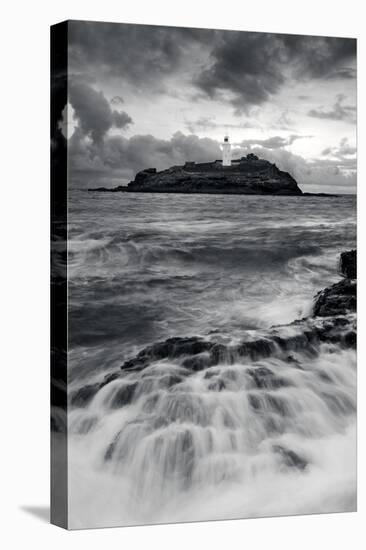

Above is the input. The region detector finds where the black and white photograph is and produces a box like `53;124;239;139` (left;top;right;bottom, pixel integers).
51;19;356;530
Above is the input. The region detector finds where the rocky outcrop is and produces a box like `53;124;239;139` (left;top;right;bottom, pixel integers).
340;249;356;279
69;250;356;411
115;250;356;377
313;250;356;317
117;314;355;376
89;154;303;196
312;279;356;317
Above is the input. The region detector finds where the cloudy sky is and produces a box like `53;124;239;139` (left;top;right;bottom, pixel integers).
64;20;357;193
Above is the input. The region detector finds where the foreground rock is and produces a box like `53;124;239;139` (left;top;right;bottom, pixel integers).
313;279;356;317
89;154;303;196
339;249;356;279
313;249;356;317
117;314;355;376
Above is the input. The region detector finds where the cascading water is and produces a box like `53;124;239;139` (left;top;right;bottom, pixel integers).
68;341;356;527
65;192;356;528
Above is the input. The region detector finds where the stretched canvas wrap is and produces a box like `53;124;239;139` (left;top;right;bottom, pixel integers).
51;20;357;530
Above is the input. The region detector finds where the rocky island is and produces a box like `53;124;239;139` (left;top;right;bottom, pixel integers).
89;153;303;196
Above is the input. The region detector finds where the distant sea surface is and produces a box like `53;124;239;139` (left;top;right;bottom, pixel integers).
67;190;356;528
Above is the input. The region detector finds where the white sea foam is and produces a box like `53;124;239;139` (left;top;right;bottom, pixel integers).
68;348;356;528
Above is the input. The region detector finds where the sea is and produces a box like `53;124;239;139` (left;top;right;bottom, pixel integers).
66;191;356;528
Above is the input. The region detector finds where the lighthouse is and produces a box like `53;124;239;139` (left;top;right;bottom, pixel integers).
222;135;231;166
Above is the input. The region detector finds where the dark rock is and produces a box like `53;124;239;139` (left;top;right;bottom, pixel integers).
249;394;289;416
285;355;301;366
159;374;184;388
101;371;122;387
236;338;276;360
340;250;356;279
208;379;226;391
182;353;213;371
119;316;355;376
70;383;99;407
121;336;213;371
109;382;137;409
272;445;307;470
90;155;302;196
313;279;356;317
104;430;122;461
317;370;333;383
246;366;290;389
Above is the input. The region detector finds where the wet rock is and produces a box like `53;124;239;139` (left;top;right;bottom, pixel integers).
101;371;122;387
104;430;122;461
340;249;356;279
109;382;137;409
249;394;289;416
313;279;356;317
312;249;356;317
142;393;160;413
237;338;275;360
246;366;290;390
207;379;226;391
209;343;232;365
70;383;99;407
121;337;213;371
182;353;213;371
273;445;307;470
317;370;333;383
159;374;184;388
285;355;301;366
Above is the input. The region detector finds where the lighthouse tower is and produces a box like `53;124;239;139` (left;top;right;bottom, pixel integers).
222;135;231;166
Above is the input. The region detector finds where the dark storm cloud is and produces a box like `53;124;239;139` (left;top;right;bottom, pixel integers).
308;94;356;123
68;22;356;112
195;33;356;112
69;81;133;143
280;35;356;79
195;33;286;112
68;21;210;87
